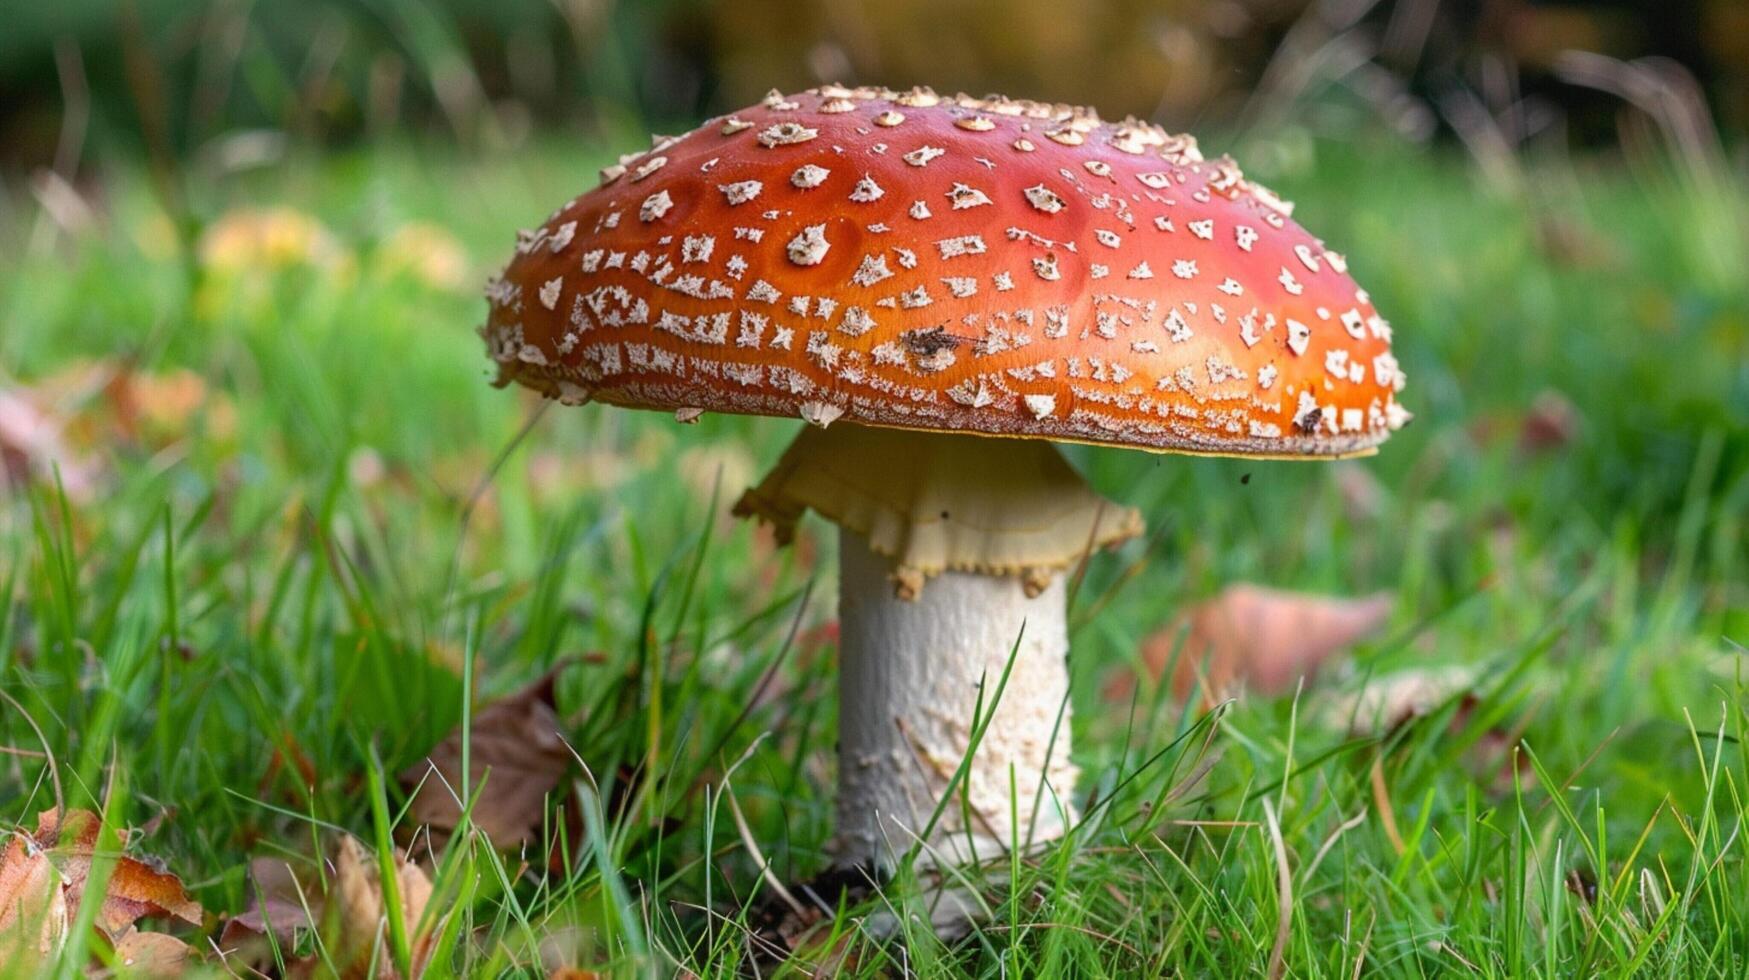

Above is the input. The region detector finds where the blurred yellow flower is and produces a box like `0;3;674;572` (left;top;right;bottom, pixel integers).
194;206;355;317
375;222;471;291
198;206;347;273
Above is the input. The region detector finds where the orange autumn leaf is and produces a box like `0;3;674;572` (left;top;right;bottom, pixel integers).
1112;585;1393;705
0;808;202;971
33;809;203;935
0;827;67;967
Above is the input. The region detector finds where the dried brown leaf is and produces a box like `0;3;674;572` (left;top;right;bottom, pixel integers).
106;927;193;977
219;855;313;950
1324;668;1527;793
1320;667;1481;735
334;837;385;973
402;665;574;847
0;387;99;500
334;835;437;979
42;809;203;935
1113;585;1393;705
219;837;437;979
2;358;243;502
0;809;201;972
0;829;68;967
1518;390;1580;453
1469;388;1580;455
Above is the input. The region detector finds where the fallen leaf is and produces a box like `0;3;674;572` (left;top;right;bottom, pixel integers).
258;730;321;800
1111;585;1394;705
219;837;438;979
1518;389;1580;453
0;387;99;501
42;809;203;935
107;927;193;976
3;358;246;502
104;365;236;449
219;855;313;950
1322;668;1528;792
0;829;68;967
0;809;201;971
333;835;434;978
401;664;575;847
1319;666;1480;735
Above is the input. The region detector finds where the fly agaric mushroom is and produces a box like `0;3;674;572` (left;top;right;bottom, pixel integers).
481;85;1408;873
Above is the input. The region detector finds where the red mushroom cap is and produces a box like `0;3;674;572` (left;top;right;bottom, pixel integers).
482;86;1409;456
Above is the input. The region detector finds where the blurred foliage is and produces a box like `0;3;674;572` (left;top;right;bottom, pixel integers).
3;0;1748;176
706;0;1285;125
0;0;707;167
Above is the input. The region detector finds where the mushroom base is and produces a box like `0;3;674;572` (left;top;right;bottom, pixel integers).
835;528;1080;872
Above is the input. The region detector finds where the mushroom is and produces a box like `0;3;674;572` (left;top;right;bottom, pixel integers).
481;86;1408;874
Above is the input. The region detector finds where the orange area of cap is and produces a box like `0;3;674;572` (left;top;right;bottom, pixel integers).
483;85;1409;457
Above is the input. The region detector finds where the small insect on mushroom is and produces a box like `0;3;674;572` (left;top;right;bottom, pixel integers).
479;84;1409;890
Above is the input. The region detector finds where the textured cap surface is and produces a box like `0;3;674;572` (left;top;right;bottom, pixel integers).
483;86;1409;457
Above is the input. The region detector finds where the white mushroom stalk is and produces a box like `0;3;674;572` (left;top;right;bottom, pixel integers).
836;528;1078;870
735;424;1142;871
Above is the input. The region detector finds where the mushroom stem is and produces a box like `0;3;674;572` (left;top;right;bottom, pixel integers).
836;528;1080;871
735;424;1141;874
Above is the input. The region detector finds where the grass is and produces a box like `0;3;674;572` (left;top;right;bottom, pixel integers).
1;124;1746;976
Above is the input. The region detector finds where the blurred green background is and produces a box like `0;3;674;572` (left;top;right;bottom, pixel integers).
3;0;1749;166
0;1;1747;974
